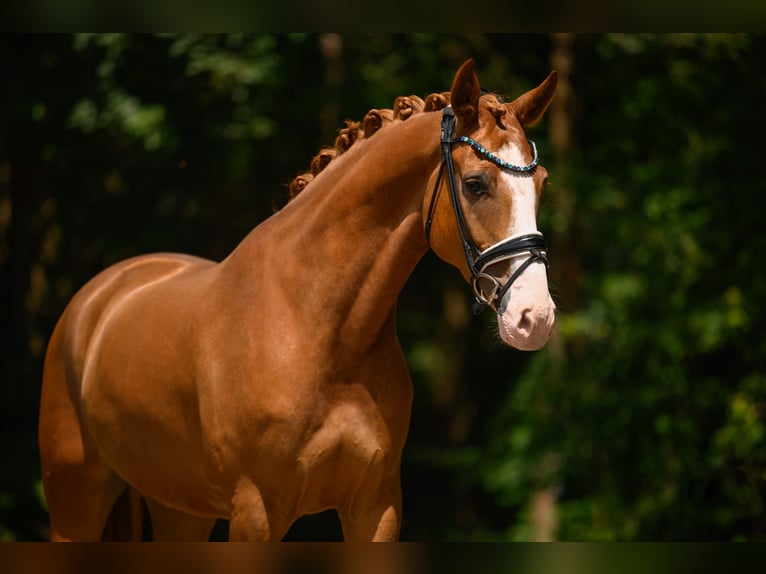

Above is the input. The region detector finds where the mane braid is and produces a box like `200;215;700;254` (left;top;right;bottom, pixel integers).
335;120;364;153
288;172;313;199
362;108;394;138
310;147;338;176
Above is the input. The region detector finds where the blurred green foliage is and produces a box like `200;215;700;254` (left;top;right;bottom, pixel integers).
1;34;764;541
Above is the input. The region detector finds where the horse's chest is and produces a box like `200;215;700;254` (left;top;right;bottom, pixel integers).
300;401;389;470
291;400;391;508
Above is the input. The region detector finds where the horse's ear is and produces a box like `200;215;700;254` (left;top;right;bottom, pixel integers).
450;59;481;126
507;70;558;127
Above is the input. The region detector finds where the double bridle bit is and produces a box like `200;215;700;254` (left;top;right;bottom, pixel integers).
425;105;549;315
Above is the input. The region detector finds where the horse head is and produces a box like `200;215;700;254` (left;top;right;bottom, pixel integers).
425;59;558;351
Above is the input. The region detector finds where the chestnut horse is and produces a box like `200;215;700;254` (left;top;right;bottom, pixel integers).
39;60;557;541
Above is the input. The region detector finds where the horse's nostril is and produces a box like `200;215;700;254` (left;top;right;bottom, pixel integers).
518;308;533;333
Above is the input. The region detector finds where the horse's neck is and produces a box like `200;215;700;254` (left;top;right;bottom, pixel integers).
226;113;441;351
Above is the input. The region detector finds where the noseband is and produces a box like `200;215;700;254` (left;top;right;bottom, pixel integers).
425;105;549;315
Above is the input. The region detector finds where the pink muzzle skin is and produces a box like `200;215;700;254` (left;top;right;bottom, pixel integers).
496;262;555;350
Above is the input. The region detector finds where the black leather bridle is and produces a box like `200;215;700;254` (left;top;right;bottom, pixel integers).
425;105;549;315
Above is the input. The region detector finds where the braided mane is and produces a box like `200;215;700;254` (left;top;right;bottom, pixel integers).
287;92;440;200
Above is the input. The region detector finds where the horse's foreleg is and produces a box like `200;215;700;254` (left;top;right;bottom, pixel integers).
228;479;292;541
339;486;402;541
145;497;217;541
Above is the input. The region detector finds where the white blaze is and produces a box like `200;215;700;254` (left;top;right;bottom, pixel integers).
492;141;555;350
497;141;539;238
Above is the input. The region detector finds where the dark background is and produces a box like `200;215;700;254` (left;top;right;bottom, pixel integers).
1;33;765;541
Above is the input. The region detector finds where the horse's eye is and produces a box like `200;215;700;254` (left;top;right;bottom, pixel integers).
463;178;488;196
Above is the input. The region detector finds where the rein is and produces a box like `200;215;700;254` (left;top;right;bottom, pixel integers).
425;105;549;315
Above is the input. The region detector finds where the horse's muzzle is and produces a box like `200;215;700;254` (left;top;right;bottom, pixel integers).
495;264;555;350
